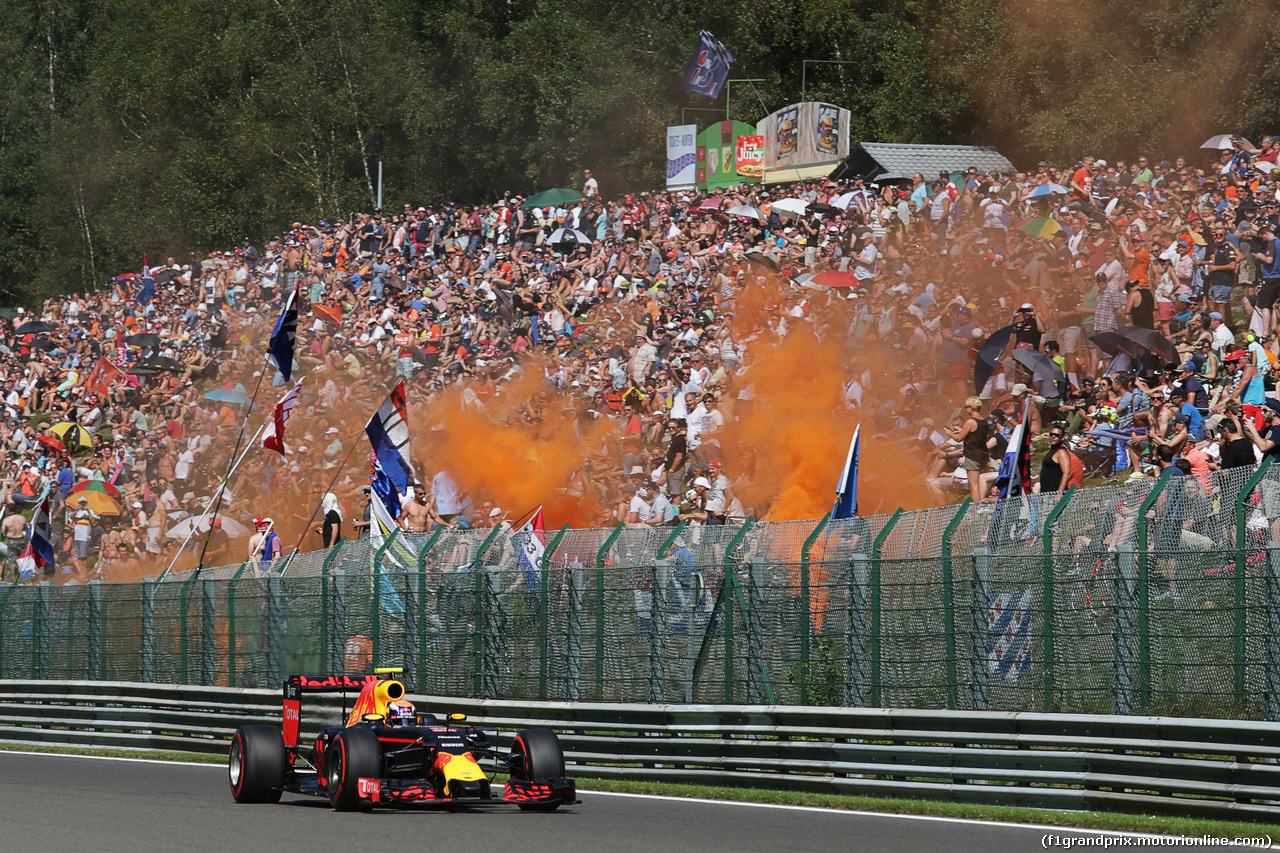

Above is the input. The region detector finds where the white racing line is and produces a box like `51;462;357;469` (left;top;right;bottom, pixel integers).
5;750;1275;848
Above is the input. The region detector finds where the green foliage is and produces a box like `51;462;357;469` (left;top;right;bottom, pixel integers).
0;0;1275;304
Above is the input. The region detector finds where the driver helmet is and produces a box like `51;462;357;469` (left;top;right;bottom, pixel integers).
387;699;416;727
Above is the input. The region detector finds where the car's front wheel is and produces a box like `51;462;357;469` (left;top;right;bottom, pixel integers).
229;725;286;804
326;727;382;811
509;728;565;812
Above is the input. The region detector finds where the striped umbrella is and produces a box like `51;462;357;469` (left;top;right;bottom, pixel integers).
70;480;124;499
1014;217;1073;239
50;422;94;453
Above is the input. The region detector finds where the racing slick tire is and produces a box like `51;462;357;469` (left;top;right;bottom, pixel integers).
509;728;565;811
229;725;286;804
327;726;383;811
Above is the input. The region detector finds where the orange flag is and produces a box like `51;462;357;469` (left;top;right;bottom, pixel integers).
84;357;123;396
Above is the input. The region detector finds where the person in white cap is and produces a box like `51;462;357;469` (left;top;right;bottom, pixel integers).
678;477;713;525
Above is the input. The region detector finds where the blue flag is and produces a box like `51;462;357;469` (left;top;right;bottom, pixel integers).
135;256;154;306
832;424;860;520
684;30;735;98
994;399;1032;499
365;380;414;496
266;284;299;382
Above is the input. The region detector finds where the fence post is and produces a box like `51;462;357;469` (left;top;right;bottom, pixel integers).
226;579;237;687
870;508;904;707
87;580;101;681
479;569;500;698
371;528;403;668
1135;475;1168;711
649;558;669;703
846;553;869;707
329;570;347;675
798;514;830;705
415;528;446;691
940;499;972;710
1041;486;1076;712
140;578;155;683
1267;542;1280;722
0;585;16;679
1113;545;1136;715
1238;458;1274;706
178;572;200;684
970;548;990;711
566;561;583;701
594;523;624;700
201;578;216;686
540;524;570;700
34;583;50;680
319;536;347;674
266;574;284;687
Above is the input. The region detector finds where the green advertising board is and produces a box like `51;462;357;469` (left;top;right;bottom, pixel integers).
696;120;760;191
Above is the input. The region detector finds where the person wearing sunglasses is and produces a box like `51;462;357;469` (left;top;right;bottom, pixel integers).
1038;429;1082;493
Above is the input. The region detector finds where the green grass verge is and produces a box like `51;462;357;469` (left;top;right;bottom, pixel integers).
0;741;1276;839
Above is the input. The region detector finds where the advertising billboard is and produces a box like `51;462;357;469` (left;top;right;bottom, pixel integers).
666;124;698;190
756;102;851;173
694;120;760;191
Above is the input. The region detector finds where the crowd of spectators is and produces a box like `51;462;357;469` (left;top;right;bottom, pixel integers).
4;138;1280;584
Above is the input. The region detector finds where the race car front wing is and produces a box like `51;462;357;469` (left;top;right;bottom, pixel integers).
356;776;578;807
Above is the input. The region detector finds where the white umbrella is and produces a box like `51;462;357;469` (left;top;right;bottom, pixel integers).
167;513;251;539
831;192;857;210
1256;161;1278;174
768;198;810;219
548;227;590;245
1202;134;1253;150
724;204;767;221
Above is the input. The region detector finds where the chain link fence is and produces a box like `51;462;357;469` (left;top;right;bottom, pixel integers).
11;458;1280;717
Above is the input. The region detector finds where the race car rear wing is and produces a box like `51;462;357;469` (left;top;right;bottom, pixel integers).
281;670;402;748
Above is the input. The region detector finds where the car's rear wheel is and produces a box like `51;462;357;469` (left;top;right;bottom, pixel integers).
326;727;382;811
229;725;286;804
509;728;565;811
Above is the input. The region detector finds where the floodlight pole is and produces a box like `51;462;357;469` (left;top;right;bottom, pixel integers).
800;60;859;104
724;78;765;121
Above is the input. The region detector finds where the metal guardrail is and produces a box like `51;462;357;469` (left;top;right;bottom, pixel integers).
1;680;1278;819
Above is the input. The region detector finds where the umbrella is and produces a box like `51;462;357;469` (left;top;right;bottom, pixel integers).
1089;331;1131;358
35;436;65;454
50;422;93;453
313;304;343;325
131;356;183;374
204;388;252;405
696;198;725;211
744;253;781;272
521;188;585;209
153;269;182;285
974;325;1014;393
768;198;809;219
125;333;163;348
70;480;123;499
1025;184;1069;199
1256;161;1279;174
15;321;54;336
1011;348;1068;398
830;192;858;210
167;513;251;539
29;338;57;351
1202;134;1253;151
547;228;590;246
1115;325;1178;363
799;270;860;290
807;202;840;216
724;204;767;221
70;491;121;515
1015;217;1073;239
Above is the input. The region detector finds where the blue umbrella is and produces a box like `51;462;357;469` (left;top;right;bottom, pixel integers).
1026;184;1069;199
204;388;252;405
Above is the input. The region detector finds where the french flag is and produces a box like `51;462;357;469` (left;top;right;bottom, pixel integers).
261;380;302;456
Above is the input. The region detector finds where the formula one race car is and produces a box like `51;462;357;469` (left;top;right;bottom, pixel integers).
228;668;577;811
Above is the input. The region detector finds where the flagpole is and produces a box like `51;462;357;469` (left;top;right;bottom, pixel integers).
277;437;364;577
157;420;267;581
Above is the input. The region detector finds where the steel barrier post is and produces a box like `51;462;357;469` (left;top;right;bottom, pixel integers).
970;548;990;711
940;499;972;710
594;523;624;699
1237;458;1274;706
479;569;501;698
799;514;830;705
415;528;444;691
540;525;570;700
870;509;904;706
201;578;216;686
319;537;347;666
401;572;418;692
178;571;200;684
34;583;49;680
329;570;347;675
473;525;504;566
140;578;154;683
566;561;583;701
1135;474;1168;711
371;529;403;668
87;580;101;681
1267;543;1280;722
1113;545;1136;716
846;554;869;707
266;574;284;687
472;568;483;697
0;584;17;678
226;579;237;687
1041;486;1076;712
649;558;670;703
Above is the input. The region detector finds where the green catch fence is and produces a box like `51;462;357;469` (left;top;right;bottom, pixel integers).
10;458;1280;718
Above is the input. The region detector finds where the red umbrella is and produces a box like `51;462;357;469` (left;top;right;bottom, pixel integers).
35;436;65;454
806;270;860;289
696;198;725;211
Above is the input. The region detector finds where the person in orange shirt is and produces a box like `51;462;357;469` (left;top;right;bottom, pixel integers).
1118;230;1150;285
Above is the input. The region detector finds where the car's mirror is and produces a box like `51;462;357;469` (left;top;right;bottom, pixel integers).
448;712;467;723
362;714;385;723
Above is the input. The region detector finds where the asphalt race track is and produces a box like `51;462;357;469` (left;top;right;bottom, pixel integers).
0;752;1251;852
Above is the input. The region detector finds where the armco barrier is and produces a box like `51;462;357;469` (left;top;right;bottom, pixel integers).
2;680;1279;819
